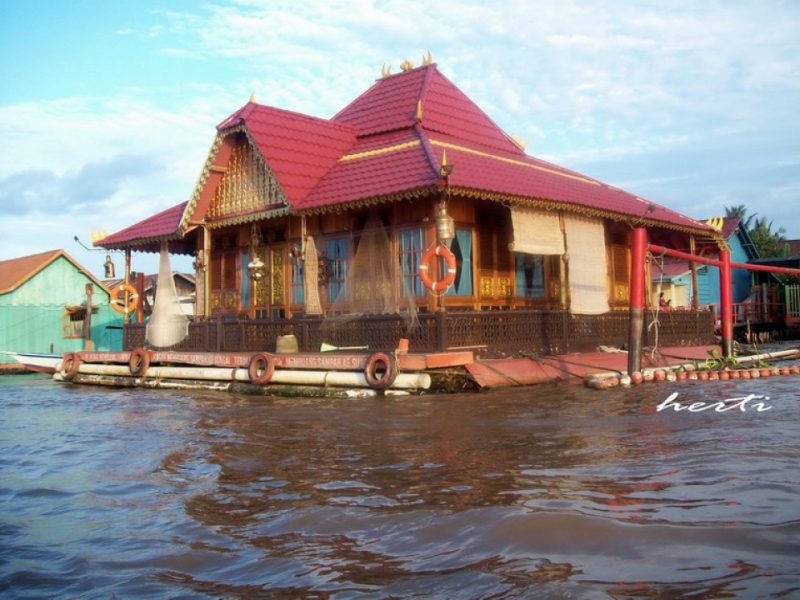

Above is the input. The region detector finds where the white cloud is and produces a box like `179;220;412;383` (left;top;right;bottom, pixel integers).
2;0;799;280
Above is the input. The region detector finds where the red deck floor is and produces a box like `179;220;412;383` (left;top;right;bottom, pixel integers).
466;346;720;388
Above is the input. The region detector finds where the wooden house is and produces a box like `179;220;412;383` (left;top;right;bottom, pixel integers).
0;250;122;357
98;61;718;356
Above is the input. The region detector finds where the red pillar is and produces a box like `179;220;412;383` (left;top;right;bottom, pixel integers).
719;247;734;357
627;227;648;374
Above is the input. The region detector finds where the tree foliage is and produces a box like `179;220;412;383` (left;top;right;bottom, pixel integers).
723;204;788;258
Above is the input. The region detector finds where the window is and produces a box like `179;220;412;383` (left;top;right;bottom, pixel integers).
222;249;237;289
446;228;473;296
291;255;304;304
515;254;545;298
398;227;426;296
62;307;86;338
325;237;350;302
210;235;238;290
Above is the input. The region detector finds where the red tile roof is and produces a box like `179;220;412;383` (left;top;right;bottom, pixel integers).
651;259;691;279
309;64;709;232
333;66;429;136
222;104;358;207
99;201;188;250
299;129;437;209
0;249;107;296
100;63;714;246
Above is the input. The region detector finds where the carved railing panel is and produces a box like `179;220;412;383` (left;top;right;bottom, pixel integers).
123;309;716;358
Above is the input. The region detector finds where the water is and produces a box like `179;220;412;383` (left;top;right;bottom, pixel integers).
1;363;799;599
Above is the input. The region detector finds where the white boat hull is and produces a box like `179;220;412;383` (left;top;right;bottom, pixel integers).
0;351;62;374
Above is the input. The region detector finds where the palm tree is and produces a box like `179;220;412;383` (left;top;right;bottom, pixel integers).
724;204;756;230
749;216;788;257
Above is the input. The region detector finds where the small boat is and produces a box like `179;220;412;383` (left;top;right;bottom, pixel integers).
0;351;62;374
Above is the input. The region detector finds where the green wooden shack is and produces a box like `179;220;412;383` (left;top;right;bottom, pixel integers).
0;250;122;358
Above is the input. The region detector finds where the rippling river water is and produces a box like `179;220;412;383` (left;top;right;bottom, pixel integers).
2;363;799;599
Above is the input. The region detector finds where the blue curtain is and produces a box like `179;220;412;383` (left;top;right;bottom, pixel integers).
291;258;304;304
515;254;545;298
447;228;473;296
241;251;249;308
399;228;424;297
326;238;349;302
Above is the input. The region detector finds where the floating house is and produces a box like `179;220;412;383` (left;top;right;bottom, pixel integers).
97;60;720;358
0;250;122;357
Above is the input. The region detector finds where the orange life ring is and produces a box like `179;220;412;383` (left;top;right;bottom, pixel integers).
110;283;139;314
248;353;275;385
129;347;151;377
419;243;457;293
61;352;82;381
364;352;398;390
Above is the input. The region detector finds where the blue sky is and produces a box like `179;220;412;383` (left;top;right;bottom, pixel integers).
1;0;799;276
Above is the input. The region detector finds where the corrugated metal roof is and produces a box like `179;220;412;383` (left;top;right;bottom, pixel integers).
0;249;108;296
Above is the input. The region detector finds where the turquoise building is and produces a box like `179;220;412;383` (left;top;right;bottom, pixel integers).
0;250;122;358
651;217;760;307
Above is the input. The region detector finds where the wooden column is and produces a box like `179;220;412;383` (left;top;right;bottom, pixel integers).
719;246;734;358
689;234;699;310
84;283;94;351
124;249;132;325
203;226;211;317
135;272;145;324
627;227;648;374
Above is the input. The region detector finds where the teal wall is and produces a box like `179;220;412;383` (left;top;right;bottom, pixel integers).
696;235;753;306
0;256;122;357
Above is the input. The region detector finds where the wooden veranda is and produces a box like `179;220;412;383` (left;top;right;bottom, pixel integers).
123;309;715;358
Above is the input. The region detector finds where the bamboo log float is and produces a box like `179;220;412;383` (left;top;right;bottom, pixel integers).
587;347;800;382
54;372;418;398
69;363;432;390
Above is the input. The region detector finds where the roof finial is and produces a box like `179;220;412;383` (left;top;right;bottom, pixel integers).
89;228;109;243
421;51;433;66
249;92;256;103
706;216;724;231
381;64;392;78
440;149;449;177
400;59;414;72
415;100;423;122
511;135;529;150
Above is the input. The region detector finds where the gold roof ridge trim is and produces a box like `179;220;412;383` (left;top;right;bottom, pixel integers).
297;185;437;215
339;140;421;162
449;186;719;237
429;139;600;186
179;134;224;231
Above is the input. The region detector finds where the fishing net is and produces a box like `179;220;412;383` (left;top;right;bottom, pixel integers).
303;234;322;315
145;242;189;348
324;210;418;330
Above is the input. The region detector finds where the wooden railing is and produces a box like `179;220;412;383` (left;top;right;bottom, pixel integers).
124;309;715;358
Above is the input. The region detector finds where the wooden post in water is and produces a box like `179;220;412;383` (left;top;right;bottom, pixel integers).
627;227;648;374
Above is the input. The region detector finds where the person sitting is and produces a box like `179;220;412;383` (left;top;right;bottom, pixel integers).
659;292;671;309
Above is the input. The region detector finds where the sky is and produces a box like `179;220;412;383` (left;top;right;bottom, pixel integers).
1;0;799;277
